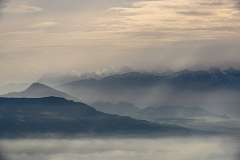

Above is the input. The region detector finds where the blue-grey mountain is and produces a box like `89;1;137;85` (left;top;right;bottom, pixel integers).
2;83;79;102
0;97;201;138
91;101;140;116
56;67;240;117
90;102;239;134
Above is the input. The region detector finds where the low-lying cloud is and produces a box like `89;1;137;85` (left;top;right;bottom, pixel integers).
0;137;239;160
1;2;43;14
0;0;5;12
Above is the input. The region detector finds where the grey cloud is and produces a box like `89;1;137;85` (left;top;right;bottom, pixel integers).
0;0;4;6
199;2;223;6
0;154;6;160
177;11;213;16
0;0;5;10
0;146;7;160
33;0;139;13
233;0;240;9
2;3;43;14
0;137;239;160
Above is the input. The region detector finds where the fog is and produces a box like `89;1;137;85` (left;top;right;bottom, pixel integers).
0;137;239;160
57;83;240;118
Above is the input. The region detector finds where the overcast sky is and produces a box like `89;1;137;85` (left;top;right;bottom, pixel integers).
0;0;240;85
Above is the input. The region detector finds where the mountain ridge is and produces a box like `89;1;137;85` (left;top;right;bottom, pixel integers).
0;97;205;138
2;83;79;102
55;67;240;110
90;101;229;119
58;67;240;89
90;102;240;134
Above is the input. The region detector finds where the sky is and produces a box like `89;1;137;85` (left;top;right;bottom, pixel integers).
0;0;240;85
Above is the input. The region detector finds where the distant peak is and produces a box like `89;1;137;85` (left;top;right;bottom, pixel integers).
170;69;191;78
33;82;42;85
209;67;221;73
30;82;48;87
225;67;240;72
27;83;52;90
180;69;190;73
228;67;236;71
188;106;203;110
223;67;240;75
117;101;133;106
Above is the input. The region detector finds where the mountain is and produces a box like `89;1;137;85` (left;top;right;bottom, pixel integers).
90;102;231;121
57;67;240;92
2;83;79;102
0;83;30;95
38;73;80;87
90;101;141;116
90;101;231;121
132;106;240;134
37;66;135;87
132;106;229;120
0;97;201;138
55;67;240;118
90;102;239;133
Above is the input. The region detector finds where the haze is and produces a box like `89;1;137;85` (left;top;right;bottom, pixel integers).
0;0;240;85
1;137;239;160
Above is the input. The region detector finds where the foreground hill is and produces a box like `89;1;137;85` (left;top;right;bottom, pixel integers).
0;97;203;138
2;83;79;102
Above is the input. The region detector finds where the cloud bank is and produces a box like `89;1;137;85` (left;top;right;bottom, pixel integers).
97;0;240;42
0;137;239;160
1;2;43;13
30;22;58;28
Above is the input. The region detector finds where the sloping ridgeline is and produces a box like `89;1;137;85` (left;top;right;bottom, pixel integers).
2;83;79;102
0;97;202;138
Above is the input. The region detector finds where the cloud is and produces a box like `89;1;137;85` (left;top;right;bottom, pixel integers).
0;0;4;8
94;0;240;42
0;0;5;17
177;11;213;16
233;0;240;9
30;22;59;28
2;2;43;13
199;2;223;6
0;0;240;84
0;137;239;160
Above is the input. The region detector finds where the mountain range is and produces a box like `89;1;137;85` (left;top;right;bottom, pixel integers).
56;67;240;92
133;106;229;120
91;102;228;119
2;67;240;118
54;67;240;117
91;101;141;116
90;101;240;134
0;79;237;136
0;97;200;138
38;66;135;87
